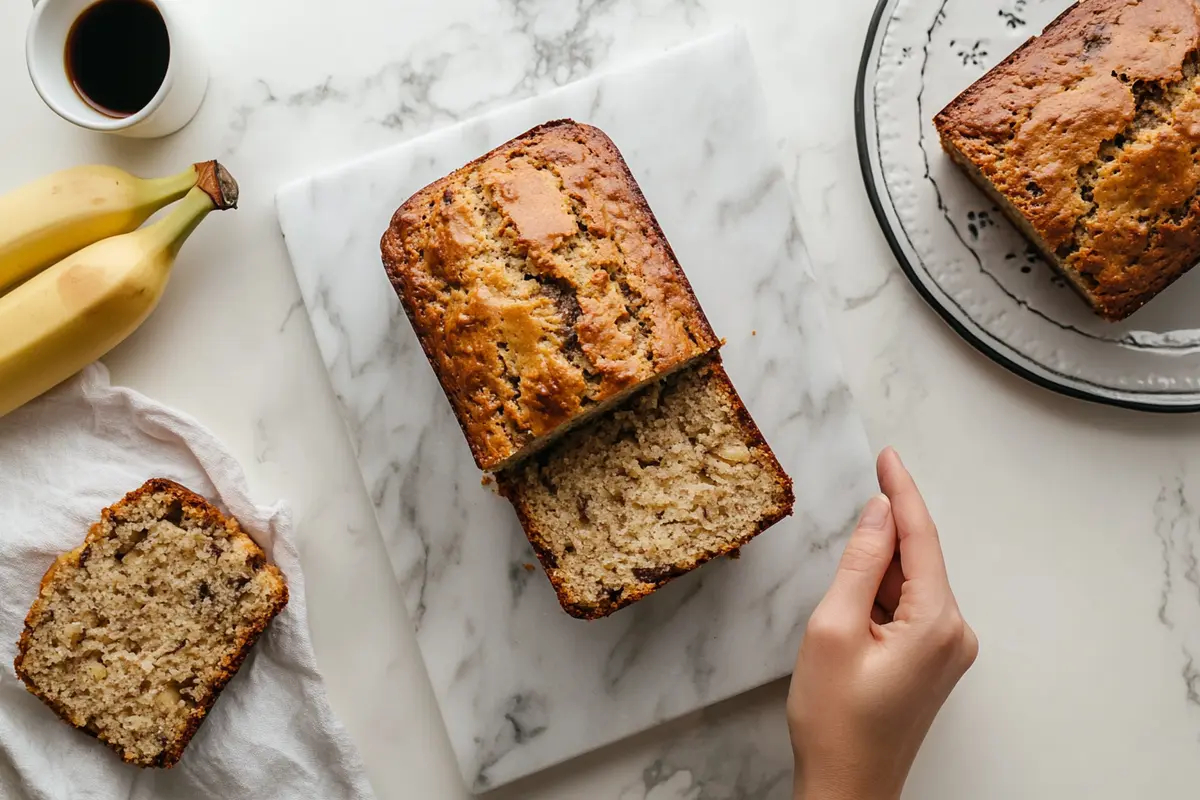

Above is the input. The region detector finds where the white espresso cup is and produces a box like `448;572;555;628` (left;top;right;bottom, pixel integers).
26;0;207;138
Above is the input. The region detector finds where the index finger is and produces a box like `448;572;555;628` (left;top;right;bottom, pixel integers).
876;447;948;584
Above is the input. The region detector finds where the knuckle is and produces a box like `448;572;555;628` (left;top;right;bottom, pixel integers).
930;610;979;666
805;609;854;647
933;610;968;651
961;623;980;666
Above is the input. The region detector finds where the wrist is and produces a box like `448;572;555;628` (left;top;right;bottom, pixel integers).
795;784;898;800
793;765;903;800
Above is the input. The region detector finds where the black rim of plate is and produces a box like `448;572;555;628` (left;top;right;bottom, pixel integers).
854;0;1200;414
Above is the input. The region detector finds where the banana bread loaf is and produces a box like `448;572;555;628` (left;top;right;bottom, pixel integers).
934;0;1200;321
380;119;719;471
13;479;288;767
497;357;793;619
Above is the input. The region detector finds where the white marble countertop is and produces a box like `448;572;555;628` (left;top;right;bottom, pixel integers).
2;0;1200;798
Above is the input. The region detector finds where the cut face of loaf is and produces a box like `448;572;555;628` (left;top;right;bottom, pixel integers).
933;0;1200;321
380;119;719;471
13;479;288;767
498;357;794;619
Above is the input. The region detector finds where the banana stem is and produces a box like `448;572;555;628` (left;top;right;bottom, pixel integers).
147;162;238;259
138;166;203;207
150;189;217;259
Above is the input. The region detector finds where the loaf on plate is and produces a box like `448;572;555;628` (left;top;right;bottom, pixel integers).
13;479;288;767
934;0;1200;320
380;119;719;471
498;356;794;619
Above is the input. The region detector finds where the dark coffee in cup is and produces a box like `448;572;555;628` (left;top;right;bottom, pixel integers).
66;0;170;118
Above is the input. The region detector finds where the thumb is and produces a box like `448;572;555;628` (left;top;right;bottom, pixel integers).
822;494;897;618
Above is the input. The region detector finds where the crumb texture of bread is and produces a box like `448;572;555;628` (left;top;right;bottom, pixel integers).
498;358;793;619
934;0;1200;320
13;479;288;768
380;119;719;471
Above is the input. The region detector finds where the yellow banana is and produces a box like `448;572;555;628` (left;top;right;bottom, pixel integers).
0;163;202;295
0;161;238;419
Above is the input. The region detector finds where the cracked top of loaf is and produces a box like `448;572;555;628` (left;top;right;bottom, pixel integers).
380;120;719;471
934;0;1200;320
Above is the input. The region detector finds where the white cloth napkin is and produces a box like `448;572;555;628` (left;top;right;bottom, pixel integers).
0;365;376;800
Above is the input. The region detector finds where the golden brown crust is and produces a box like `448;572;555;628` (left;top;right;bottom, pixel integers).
934;0;1200;320
163;576;287;768
381;119;719;471
13;479;288;768
498;359;794;620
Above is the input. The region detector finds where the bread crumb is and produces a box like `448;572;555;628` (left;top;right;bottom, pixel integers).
523;563;536;572
751;330;757;336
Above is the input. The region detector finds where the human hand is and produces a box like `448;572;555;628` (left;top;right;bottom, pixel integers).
788;448;978;800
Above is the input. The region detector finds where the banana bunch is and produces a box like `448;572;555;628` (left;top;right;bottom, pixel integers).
0;160;239;419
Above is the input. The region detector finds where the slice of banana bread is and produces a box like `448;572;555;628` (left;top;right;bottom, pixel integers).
13;479;288;767
497;357;794;619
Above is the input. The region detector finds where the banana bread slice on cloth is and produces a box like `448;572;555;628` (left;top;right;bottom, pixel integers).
0;364;373;798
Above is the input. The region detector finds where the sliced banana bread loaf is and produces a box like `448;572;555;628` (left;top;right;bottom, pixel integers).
380;119;719;471
497;357;793;619
13;479;288;767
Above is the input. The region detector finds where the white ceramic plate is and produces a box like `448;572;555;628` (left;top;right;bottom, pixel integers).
858;0;1200;411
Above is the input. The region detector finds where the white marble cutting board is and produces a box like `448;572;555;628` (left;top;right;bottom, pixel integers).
276;30;874;793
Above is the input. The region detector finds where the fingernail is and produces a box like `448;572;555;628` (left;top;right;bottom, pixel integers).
859;494;890;529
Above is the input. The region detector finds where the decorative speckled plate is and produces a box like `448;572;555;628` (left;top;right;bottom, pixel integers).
858;0;1200;411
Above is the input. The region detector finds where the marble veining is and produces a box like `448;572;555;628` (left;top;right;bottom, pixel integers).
277;31;874;791
215;0;712;165
1153;478;1200;718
